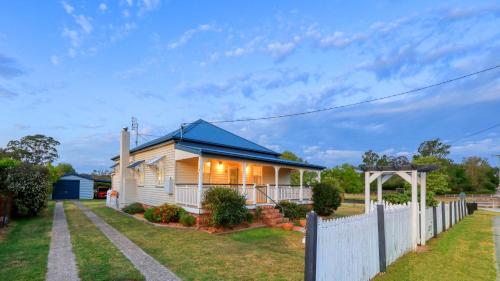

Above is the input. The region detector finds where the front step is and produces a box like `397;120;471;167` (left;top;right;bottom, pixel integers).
260;206;284;226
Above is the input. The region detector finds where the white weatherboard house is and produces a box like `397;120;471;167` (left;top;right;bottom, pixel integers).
109;119;324;213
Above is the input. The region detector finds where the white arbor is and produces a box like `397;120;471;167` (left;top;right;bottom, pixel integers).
363;166;437;247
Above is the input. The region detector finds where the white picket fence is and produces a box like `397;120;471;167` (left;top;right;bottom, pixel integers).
309;200;468;281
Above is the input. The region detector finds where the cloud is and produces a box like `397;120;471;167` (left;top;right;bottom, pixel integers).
62;27;81;47
51;55;60;65
266;41;298;62
451;138;500;155
167;24;220;49
99;3;107;12
0;53;24;78
138;0;161;14
13;124;30;130
178;68;315;97
61;1;74;14
74;14;93;34
0;85;18;98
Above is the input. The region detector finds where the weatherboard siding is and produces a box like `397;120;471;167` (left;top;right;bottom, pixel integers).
130;143;176;206
59;175;94;199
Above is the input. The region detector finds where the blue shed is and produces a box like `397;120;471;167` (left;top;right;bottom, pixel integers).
52;174;94;200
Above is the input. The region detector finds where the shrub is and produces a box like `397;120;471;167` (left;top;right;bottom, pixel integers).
245;211;254;224
156;204;184;223
382;191;438;207
254;206;263;220
312;182;342;216
143;204;184;223
6;163;50;217
144;207;160;223
179;213;196;227
203;187;249;227
122;202;145;214
275;201;308;219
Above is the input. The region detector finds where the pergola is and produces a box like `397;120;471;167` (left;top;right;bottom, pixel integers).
363;165;438;246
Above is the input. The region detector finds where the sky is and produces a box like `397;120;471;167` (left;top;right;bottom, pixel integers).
1;0;500;172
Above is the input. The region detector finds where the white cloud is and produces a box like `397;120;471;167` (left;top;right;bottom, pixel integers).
62;28;81;47
99;3;108;12
167;24;220;49
138;0;161;15
61;1;74;14
51;55;59;65
68;48;76;57
122;9;130;17
225;47;247;57
266;42;297;62
74;14;93;34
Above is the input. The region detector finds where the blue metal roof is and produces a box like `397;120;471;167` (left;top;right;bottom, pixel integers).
112;119;279;160
176;141;325;170
127;160;144;168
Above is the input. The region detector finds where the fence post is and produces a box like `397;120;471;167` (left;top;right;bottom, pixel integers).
455;201;458;223
441;203;446;232
433;206;437;238
304;212;318;281
449;202;453;228
377;204;387;272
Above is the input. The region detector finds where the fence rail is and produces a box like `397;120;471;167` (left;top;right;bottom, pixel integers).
305;199;469;281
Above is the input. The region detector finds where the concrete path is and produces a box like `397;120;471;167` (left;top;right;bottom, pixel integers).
74;201;180;281
493;216;500;281
46;202;80;281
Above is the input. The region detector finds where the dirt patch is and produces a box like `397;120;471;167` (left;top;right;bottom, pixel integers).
416;245;429;253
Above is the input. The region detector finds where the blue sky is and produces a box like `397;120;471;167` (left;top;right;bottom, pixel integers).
1;0;500;172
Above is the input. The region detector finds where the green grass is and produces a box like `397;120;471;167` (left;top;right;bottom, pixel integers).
83;200;305;281
375;211;497;281
334;203;364;217
64;202;144;281
0;202;54;281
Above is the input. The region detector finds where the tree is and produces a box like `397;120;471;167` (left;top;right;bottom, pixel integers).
463;157;498;193
417;138;450;158
322;164;363;193
6;135;60;165
48;162;76;183
411;156;451;194
280;150;316;185
362;150;379;167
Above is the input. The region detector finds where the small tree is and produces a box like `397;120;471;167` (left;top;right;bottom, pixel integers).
6;163;50;216
312;182;341;216
203;187;249;227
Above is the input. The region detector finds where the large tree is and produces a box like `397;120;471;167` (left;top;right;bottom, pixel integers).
5;134;60;165
280;150;316;185
463;157;498;193
322;164;363;193
417;138;451;158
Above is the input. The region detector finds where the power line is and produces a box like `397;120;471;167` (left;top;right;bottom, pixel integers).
446;121;500;145
209;64;500;124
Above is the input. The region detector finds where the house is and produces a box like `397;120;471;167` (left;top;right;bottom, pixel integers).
52;173;95;200
109;119;324;213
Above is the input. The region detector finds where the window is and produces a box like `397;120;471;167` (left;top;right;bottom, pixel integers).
156;163;165;186
136;165;145;186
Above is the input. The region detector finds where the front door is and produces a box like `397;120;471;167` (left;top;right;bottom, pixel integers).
229;167;239;185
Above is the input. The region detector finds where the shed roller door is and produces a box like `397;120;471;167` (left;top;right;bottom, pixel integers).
53;180;80;199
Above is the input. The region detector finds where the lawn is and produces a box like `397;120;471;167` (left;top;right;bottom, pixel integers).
64;202;144;281
374;210;498;281
83;200;305;281
0;202;54;281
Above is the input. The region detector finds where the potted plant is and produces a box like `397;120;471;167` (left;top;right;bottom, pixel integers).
282;222;293;231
